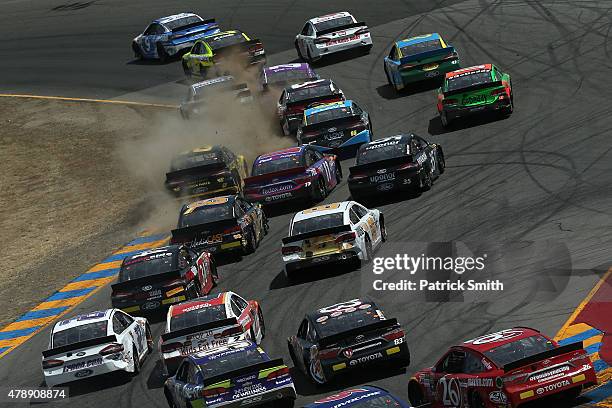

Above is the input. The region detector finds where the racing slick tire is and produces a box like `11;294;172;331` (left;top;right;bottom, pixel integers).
503;94;514;116
145;324;153;354
335;161;343;183
440;111;452;128
164;388;178;408
364;234;373;262
469;391;486;408
132;42;143;60
288;343;299;368
384;66;393;87
420;172;432;192
408;381;427;407
312;177;327;203
242;228;257;255
295;41;304;61
131;346;140;377
380;217;388;242
437;149;446;175
257;308;266;339
157;42;169;63
182;61;192;77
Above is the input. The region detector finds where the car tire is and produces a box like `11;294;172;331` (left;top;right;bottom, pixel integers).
132;42;143;60
288;343;299;368
437;150;446;175
145;324;153;354
335;161;342;183
380;217;388;242
420;172;432;192
257;308;266;339
313;177;327;203
503;95;514;116
182;61;191;77
440;111;451;128
469;391;486;408
242;228;256;255
364;235;373;261
157;43;169;63
165;388;178;408
295;41;303;60
384;66;393;87
131;346;140;376
408;381;426;406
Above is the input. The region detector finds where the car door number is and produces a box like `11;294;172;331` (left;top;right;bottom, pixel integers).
438;377;461;406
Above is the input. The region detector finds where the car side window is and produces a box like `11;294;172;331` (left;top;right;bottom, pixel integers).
415;136;429;149
176;361;190;382
313;150;324;161
118;311;134;327
306;24;315;36
464;351;487;374
143;24;157;35
354;205;368;219
233;294;249;310
112;314;128;334
297;319;309;338
388;45;397;60
352;103;363;116
349;207;361;225
230;297;243;316
301;24;310;35
440;350;466;374
307;322;317;342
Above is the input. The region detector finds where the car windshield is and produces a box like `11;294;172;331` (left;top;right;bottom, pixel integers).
357;143;407;165
315;309;381;338
400;39;442;57
267;70;312;84
306;106;353;125
483;335;556;367
199;347;265;378
170;305;227;331
164;16;202;31
314;16;354;32
52;321;108;347
446;71;493;92
292;213;344;235
288;85;333;102
120;251;176;281
206;33;245;50
253;155;303;175
179;204;234;227
171;152;222;171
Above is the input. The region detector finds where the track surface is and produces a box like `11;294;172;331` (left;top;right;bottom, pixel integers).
1;0;612;407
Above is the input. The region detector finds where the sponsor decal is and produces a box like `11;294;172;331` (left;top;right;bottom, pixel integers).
528;365;570;383
182;302;213;313
467;378;494;387
265;192;292;202
377;183;394;192
232;383;267;399
235;374;257;384
489;391;507;404
316;391;381;408
142;285;153;291
316;316;329;323
262;184;293;195
325;131;344;141
482;358;493;370
75;352;86;357
370;173;395;183
349;352;383;366
343;349;353;358
143;301;160;310
536;379;570;395
63;358;103;373
74;369;94;378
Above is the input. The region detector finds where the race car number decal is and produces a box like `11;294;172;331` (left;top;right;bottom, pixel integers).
184;197;229;214
302;203;341;213
318;299;367;314
465;329;524;345
438;377;461;406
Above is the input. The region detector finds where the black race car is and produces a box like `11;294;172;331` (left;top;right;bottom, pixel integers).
169;195;268;257
110;245;217;314
348;134;444;201
165;146;249;201
287;299;410;385
277;79;345;136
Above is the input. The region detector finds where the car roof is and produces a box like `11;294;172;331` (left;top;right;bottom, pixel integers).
307;298;378;322
359;134;412;152
54;309;113;332
265;63;312;73
462;327;543;353
304;100;352;116
181;196;236;215
293;201;352;223
253;146;306;166
123;245;178;263
155;13;200;25
309;11;353;24
177;146;223;156
203;30;243;41
288;79;332;91
446;64;493;79
304;386;394;408
170;292;228;317
397;33;441;47
190;76;235;91
190;339;260;366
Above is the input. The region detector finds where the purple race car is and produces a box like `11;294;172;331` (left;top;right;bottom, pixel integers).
259;63;319;92
243;146;341;206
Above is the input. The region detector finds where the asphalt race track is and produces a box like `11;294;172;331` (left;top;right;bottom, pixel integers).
1;0;612;407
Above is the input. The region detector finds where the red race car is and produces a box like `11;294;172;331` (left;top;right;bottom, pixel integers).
408;327;597;408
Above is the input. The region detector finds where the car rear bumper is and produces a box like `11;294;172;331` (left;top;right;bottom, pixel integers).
443;98;511;120
308;130;371;156
208;384;297;408
44;359;130;386
284;250;360;274
398;59;459;86
349;173;419;197
112;295;187;314
508;370;598;406
314;36;372;58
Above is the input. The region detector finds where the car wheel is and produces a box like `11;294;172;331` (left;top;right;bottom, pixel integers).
257;308;266;339
364;235;373;261
165;388;178;408
469;391;486;408
335;162;342;183
437;150;446;174
408;381;426;406
131;346;140;376
157;43;168;63
146;324;153;354
440;111;451;128
288;343;299;368
421;172;432;192
132;42;143;60
182;61;191;77
295;41;303;60
384;66;393;87
380;217;388;242
504;95;514;116
242;228;256;255
280;121;289;137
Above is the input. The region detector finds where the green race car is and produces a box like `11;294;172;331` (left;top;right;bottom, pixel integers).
437;63;514;127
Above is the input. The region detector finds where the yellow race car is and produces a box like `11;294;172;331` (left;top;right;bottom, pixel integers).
165;145;249;200
181;30;266;77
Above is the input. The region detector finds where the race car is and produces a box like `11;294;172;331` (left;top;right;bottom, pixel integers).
437;64;514;127
260;63;319;92
42;309;152;386
243;146;341;206
348;134;445;200
182;30;266;77
297;100;372;157
383;33;460;92
110;245;217;314
281;201;386;278
408;327;597;408
277;79;345;136
304;386;413;408
164;340;296;408
165;146;249;201
179;76;252;119
295;12;372;62
170;195;268;256
159;291;265;376
132;13;220;62
288;299;410;385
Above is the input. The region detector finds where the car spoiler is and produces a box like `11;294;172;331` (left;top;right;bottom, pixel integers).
316;22;368;37
171;18;217;34
162;317;239;342
443;80;503;97
42;335;117;358
165;162;227;183
244;166;306;185
286;93;344;110
211;38;263;54
349;156;412;173
301;114;361;133
503;341;584;372
399;46;456;66
202;358;285;387
319;318;399;348
171;220;238;244
111;269;182;293
282;224;352;245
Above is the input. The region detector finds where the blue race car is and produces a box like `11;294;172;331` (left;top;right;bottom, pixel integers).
383;33;460;92
132;13;220;62
164;340;296;408
304;386;413;408
296;100;372;157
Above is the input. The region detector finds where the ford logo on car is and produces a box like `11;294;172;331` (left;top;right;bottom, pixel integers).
74;369;93;378
142;285;153;291
328;127;337;132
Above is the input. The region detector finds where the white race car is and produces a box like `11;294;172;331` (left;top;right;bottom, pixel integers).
42;309;151;386
159;292;265;376
294;12;372;62
281;201;386;279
